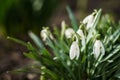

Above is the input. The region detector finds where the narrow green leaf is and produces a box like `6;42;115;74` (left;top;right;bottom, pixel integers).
7;36;27;46
115;69;120;79
66;5;78;31
41;67;58;79
110;28;120;43
102;45;120;61
28;31;44;49
24;52;40;61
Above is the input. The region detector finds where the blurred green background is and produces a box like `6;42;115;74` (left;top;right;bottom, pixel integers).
0;0;120;37
0;0;60;36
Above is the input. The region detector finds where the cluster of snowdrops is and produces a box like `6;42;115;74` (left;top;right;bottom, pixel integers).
9;9;120;80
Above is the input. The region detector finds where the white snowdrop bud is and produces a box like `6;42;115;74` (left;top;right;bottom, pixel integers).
40;28;54;41
40;28;48;41
83;14;94;30
77;29;85;47
61;21;66;40
69;41;80;60
93;40;105;59
65;28;75;39
61;20;66;29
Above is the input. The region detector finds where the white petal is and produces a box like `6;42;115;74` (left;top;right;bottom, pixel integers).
77;29;84;37
93;40;101;59
69;42;76;60
69;41;80;60
40;29;48;41
93;45;100;59
83;14;94;30
86;15;94;29
65;28;75;39
77;29;85;47
83;15;93;23
40;28;54;41
75;45;80;60
100;41;105;56
83;15;90;24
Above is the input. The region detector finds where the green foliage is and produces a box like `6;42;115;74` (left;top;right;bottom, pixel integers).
8;9;120;80
0;0;60;35
66;6;78;31
0;0;15;23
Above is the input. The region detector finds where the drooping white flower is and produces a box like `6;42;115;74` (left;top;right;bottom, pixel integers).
77;29;85;47
40;28;48;41
69;41;80;60
93;40;105;59
40;28;53;41
83;14;94;30
65;28;75;39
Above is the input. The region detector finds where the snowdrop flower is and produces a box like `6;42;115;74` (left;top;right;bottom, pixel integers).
69;41;80;60
83;14;94;30
40;28;53;41
41;28;48;41
65;28;75;39
93;40;105;59
77;29;85;47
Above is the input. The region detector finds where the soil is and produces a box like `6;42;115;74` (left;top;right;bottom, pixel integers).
0;37;39;80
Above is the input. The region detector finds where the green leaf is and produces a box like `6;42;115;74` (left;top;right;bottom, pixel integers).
66;5;78;31
7;36;27;46
102;45;120;61
28;31;44;49
24;52;40;61
110;28;120;44
115;69;120;79
41;48;51;57
41;66;58;79
8;67;36;74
